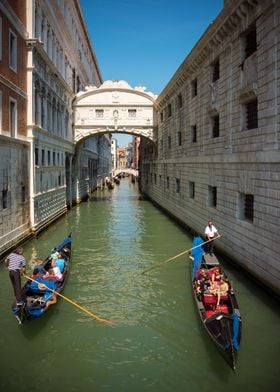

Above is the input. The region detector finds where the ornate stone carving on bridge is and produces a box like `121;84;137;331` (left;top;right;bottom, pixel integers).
74;80;157;143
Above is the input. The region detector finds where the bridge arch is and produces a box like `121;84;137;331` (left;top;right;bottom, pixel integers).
73;80;157;144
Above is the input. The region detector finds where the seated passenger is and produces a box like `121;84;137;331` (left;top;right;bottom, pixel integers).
211;267;224;285
45;293;57;309
216;278;229;306
196;269;211;296
32;259;48;278
51;248;60;261
47;260;63;281
55;254;65;273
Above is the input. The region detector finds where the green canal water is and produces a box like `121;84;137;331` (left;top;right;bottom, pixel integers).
0;179;280;392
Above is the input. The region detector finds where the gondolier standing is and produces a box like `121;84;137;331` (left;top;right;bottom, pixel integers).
204;220;220;256
5;247;26;305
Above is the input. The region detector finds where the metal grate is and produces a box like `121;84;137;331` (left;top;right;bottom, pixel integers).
212;60;220;82
244;194;254;222
246;99;258;129
212;115;219;138
192;125;197;143
245;28;257;59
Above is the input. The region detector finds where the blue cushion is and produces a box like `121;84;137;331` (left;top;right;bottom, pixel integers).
28;279;57;292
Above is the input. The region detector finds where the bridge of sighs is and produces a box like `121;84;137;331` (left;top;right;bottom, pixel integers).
73;80;158;144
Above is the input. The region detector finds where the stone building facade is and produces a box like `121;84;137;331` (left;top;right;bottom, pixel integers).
0;0;31;253
140;0;280;294
26;0;111;231
0;0;112;256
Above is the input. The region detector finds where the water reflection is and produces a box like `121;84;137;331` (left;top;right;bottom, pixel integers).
0;179;280;392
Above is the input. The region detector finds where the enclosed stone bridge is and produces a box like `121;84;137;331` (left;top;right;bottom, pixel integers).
73;80;157;144
115;168;138;177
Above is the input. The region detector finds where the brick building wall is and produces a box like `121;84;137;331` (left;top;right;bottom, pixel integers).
0;0;30;255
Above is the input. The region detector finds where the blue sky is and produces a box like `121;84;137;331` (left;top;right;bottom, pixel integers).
80;0;224;146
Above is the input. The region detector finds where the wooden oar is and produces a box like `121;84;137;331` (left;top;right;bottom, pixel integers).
141;235;221;275
23;274;112;325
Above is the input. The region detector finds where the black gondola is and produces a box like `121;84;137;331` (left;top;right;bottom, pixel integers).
190;236;242;370
12;233;72;324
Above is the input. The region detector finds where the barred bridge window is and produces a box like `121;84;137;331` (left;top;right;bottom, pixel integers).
246;98;258;129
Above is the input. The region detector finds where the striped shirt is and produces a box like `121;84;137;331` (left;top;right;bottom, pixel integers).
6;252;26;271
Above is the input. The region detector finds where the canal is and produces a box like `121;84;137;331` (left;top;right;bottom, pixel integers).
0;179;279;391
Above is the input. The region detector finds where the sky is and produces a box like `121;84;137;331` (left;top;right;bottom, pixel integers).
80;0;224;146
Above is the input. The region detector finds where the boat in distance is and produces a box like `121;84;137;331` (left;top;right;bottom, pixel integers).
12;233;72;324
190;236;242;370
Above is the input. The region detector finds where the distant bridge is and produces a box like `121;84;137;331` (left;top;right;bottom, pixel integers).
115;168;138;177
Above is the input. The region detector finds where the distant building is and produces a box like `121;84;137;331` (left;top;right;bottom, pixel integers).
111;137;117;174
132;136;140;169
117;147;127;169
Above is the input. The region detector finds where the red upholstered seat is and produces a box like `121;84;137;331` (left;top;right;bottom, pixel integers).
205;305;229;319
203;294;217;304
205;310;215;318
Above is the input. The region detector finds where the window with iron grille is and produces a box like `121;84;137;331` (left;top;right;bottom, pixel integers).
191;79;197;98
189;181;195;199
191;79;197;97
95;109;104;118
244;194;254;222
2;189;8;209
168;103;172;117
166;176;169;189
212;59;220;82
168;136;171;149
212;115;219;138
160;112;163;122
178;93;183;109
246;98;258;129
244;27;257;59
178;131;182;146
21;186;26;202
128;109;136;118
238;192;254;223
191;125;197;143
176;178;180;193
208;186;217;208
